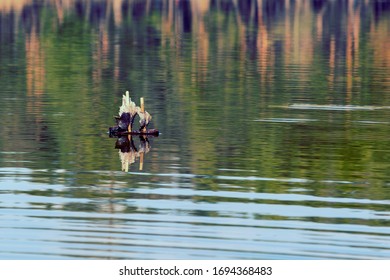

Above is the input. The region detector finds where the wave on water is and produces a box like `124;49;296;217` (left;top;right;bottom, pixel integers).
272;104;390;111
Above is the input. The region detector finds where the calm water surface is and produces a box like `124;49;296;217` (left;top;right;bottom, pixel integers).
0;0;390;259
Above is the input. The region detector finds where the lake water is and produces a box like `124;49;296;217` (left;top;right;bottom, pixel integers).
0;0;389;259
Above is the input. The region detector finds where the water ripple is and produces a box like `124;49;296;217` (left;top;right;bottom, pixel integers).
1;167;389;259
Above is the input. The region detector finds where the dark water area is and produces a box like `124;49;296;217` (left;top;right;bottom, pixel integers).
0;0;389;259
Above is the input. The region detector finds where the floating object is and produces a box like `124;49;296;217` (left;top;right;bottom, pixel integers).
109;91;159;171
109;91;159;137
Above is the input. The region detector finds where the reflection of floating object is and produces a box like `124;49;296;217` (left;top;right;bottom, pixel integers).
272;104;390;111
108;91;159;137
115;136;151;172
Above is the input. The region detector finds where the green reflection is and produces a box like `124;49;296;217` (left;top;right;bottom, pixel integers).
0;1;389;202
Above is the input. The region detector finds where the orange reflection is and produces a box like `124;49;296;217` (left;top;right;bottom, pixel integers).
0;0;30;13
0;0;388;107
328;36;335;91
345;0;361;102
25;27;45;112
